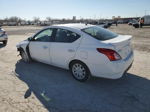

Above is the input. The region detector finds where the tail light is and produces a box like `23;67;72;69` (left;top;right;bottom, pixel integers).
97;48;121;61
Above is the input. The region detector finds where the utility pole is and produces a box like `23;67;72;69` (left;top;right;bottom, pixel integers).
145;10;150;15
145;10;147;15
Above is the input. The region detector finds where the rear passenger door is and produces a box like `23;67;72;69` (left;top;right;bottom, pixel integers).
50;28;81;68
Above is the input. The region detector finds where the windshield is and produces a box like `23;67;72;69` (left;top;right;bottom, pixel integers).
82;26;118;41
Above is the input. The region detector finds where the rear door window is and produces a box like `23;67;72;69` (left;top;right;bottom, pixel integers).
55;29;80;43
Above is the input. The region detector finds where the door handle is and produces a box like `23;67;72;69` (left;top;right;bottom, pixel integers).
68;49;75;52
43;46;48;49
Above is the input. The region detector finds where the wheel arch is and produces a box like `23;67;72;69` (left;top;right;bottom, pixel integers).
17;47;24;52
69;59;91;74
17;45;31;59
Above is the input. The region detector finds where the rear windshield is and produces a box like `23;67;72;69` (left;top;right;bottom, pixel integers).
82;26;118;41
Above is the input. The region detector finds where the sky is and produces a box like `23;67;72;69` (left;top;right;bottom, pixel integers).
0;0;150;20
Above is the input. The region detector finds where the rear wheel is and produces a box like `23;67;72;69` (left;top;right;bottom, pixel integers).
20;50;31;63
133;24;139;28
3;40;7;45
70;61;90;82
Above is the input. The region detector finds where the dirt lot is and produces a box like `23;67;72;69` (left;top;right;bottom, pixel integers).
0;24;150;112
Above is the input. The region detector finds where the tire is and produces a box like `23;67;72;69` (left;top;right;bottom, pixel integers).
134;25;139;28
70;61;90;82
133;24;139;28
20;50;31;63
3;40;7;45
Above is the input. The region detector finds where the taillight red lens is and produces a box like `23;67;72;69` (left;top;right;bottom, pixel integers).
97;48;121;61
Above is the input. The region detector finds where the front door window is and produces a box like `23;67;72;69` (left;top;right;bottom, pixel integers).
34;29;53;42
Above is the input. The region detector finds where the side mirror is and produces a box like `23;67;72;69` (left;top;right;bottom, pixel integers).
28;37;33;41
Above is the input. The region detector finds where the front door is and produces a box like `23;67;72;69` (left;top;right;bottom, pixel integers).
29;28;54;64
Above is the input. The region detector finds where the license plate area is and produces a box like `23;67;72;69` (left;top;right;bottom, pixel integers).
118;46;132;59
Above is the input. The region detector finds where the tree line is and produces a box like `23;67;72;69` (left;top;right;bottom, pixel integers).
0;16;114;26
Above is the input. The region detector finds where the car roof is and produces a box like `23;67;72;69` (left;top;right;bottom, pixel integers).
50;23;94;30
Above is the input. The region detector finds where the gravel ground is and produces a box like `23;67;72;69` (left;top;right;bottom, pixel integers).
0;25;150;112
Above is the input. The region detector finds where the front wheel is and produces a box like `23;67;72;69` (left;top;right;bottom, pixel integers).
70;62;90;82
20;50;31;63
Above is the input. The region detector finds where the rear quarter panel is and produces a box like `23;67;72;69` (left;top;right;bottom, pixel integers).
73;34;116;76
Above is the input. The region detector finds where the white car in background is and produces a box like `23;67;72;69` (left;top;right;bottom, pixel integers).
0;28;8;45
16;23;134;82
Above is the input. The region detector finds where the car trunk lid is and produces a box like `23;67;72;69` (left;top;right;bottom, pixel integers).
102;35;133;59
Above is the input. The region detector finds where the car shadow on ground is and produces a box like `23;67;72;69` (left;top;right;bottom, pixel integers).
15;60;150;112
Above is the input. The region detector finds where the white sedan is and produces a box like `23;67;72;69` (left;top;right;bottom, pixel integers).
16;23;134;82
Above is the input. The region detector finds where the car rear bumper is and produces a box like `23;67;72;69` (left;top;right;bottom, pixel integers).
89;51;134;79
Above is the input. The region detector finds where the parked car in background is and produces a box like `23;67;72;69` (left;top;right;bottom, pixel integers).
133;15;150;28
88;21;112;28
117;20;124;24
0;27;8;45
96;22;112;28
128;19;138;26
128;22;132;25
8;22;17;26
16;23;134;82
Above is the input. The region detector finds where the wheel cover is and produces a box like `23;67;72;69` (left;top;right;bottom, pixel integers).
72;63;86;80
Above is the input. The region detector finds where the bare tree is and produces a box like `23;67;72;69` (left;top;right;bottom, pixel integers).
8;16;21;22
3;17;9;22
33;17;40;23
46;17;51;22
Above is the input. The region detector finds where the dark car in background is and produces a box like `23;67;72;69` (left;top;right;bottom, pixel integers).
0;27;8;45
